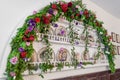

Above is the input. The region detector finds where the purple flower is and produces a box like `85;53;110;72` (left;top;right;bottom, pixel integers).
28;26;34;31
18;47;24;52
76;22;78;25
10;57;18;65
78;62;82;67
90;58;93;60
54;23;58;27
28;19;36;26
80;11;83;15
60;29;65;35
48;8;54;14
23;58;29;62
72;8;77;12
10;72;16;77
75;41;79;45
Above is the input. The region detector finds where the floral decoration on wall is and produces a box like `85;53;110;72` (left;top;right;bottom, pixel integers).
6;0;115;80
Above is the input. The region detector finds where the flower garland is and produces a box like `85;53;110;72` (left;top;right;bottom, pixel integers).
6;0;115;80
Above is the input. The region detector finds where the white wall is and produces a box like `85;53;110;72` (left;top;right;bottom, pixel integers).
0;0;120;79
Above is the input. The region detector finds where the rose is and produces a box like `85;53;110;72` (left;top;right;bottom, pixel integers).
43;16;50;24
95;21;99;26
46;13;52;18
52;4;57;9
24;29;30;35
83;9;89;15
71;15;74;19
76;13;80;16
85;14;89;18
61;3;68;12
35;17;40;23
20;52;27;58
29;35;35;41
68;2;72;7
22;36;28;41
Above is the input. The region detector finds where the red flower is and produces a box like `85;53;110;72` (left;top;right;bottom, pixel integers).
76;13;80;16
52;4;57;9
68;2;72;7
61;3;68;12
85;14;89;18
43;16;50;24
22;36;28;41
24;29;30;35
35;17;40;23
95;21;99;26
46;13;52;19
20;52;27;58
29;35;35;41
109;36;112;40
83;9;89;15
71;15;74;19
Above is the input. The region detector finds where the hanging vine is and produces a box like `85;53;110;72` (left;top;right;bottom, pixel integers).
68;22;79;68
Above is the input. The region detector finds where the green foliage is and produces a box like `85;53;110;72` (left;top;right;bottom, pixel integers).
56;62;64;71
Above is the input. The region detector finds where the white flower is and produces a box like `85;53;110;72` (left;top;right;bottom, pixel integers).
108;43;111;46
100;32;103;34
106;51;110;54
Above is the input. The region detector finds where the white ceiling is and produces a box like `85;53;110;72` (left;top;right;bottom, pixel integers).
91;0;120;19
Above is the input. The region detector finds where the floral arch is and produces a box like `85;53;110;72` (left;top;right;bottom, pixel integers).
6;0;115;80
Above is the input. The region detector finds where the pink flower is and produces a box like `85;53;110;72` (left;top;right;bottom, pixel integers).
60;47;65;51
60;1;64;5
76;5;80;8
26;42;30;46
10;72;16;77
46;13;52;17
10;57;18;65
33;10;37;14
56;0;59;2
53;10;58;16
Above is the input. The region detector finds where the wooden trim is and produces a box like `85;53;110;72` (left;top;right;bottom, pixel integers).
54;69;120;80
